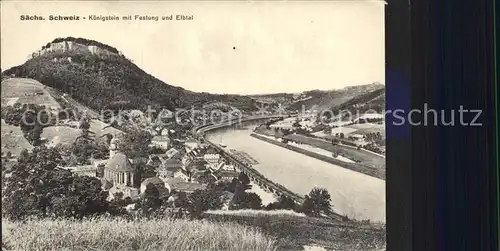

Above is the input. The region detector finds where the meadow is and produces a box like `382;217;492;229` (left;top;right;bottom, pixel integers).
203;210;386;250
1;217;277;251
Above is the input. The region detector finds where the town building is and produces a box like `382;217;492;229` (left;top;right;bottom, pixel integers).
165;147;180;159
191;169;217;183
147;155;164;168
211;161;225;171
158;109;175;120
103;152;135;187
160;128;170;136
184;138;199;153
216;170;240;182
108;186;140;201
157;159;189;182
148;147;180;164
151;135;170;150
164;177;207;194
203;153;221;168
220;164;236;171
63;165;97;177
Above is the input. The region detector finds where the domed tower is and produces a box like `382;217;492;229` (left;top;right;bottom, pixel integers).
109;137;119;158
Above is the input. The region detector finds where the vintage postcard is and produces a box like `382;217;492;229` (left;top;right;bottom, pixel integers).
1;1;386;250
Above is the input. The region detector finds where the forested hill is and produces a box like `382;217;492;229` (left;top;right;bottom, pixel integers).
285;82;385;112
2;37;257;112
330;87;385;114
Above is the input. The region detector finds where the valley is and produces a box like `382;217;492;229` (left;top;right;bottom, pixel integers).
1;37;386;251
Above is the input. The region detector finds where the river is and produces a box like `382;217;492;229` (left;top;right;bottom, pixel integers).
206;127;386;223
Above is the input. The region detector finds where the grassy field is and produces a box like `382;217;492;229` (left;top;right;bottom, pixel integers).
1;119;33;156
206;209;306;218
1;217;277;251
344;123;385;138
203;210;386;251
45;87;101;119
1;78;61;110
41;126;82;147
89;119;123;138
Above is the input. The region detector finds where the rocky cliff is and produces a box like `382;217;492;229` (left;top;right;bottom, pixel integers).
29;41;118;59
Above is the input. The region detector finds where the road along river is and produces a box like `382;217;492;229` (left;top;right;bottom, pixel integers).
206;127;386;223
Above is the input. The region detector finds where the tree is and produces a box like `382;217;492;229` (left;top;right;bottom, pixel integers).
69;138;109;165
2;146;110;220
26;124;43;146
18;149;29;162
105;134;114;145
78;117;93;139
173;191;189;209
197;172;217;184
1;104;53;145
140;183;162;214
282;129;292;136
265;195;297;211
118;129;152;158
339;133;345;139
238;172;250;186
107;199;129;216
79;118;91;131
185;185;224;218
51;175;109;219
299;187;332;217
231;192;262;210
113;191;124;200
136;160;157;184
228;177;240;193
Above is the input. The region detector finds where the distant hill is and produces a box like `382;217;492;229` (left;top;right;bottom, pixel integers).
2;37;258;112
331;87;385;114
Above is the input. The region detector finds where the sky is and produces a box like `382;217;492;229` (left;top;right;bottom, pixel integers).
1;1;385;95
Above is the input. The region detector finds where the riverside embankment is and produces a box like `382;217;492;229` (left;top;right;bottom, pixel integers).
206;127;386;223
250;133;385;180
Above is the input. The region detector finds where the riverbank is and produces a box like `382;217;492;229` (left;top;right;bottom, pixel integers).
206;126;385;222
251;134;385;180
284;134;385;170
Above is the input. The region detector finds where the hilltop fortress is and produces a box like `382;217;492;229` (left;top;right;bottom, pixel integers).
28;38;122;60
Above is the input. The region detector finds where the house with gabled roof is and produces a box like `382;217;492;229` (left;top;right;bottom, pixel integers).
151;135;170;150
164;177;207;194
157;159;189;182
215;170;240;182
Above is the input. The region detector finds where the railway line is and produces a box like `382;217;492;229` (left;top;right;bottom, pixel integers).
193;115;346;221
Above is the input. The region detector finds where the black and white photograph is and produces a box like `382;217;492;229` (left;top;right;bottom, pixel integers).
1;1;387;250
